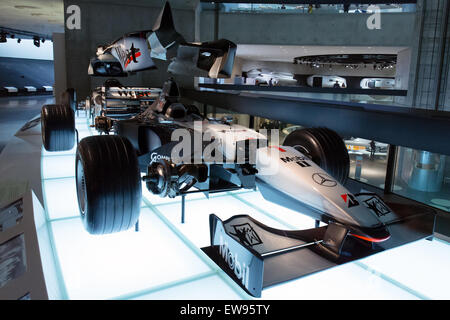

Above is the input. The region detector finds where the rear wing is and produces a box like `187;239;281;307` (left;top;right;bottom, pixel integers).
202;193;435;297
168;39;237;78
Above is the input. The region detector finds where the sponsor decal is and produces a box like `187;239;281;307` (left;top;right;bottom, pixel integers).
363;196;391;217
281;155;309;163
114;42;141;68
124;43;141;68
341;193;359;208
219;235;250;290
150;152;171;164
296;160;311;168
114;46;127;66
312;173;337;187
230;223;262;247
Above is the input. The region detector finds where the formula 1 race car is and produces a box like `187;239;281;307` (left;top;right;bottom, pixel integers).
40;1;435;297
41;78;435;297
41;77;391;245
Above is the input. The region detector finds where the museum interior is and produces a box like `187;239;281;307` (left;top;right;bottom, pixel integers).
0;0;449;301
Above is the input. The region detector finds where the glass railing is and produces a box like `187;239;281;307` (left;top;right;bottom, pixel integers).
197;77;409;107
393;147;450;213
246;90;401;106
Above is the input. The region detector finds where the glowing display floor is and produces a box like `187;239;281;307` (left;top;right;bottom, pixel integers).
40;113;450;300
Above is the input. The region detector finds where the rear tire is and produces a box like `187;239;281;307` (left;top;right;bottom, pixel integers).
76;135;142;235
41;104;75;151
283;127;349;185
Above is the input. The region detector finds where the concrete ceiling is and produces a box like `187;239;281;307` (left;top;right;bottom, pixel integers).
87;0;199;9
0;1;407;61
0;0;200;39
0;0;64;38
236;44;408;63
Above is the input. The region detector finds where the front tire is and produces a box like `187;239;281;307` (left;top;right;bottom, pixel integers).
76;135;142;234
283;127;349;185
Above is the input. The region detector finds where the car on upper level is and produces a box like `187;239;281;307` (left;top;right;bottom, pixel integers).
360;78;395;89
307;75;347;88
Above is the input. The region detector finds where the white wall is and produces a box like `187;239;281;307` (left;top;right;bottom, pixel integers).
0;38;53;60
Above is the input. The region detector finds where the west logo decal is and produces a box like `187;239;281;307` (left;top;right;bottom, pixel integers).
363;196;391;217
230;223;262;247
341;193;359;208
125;43;141;68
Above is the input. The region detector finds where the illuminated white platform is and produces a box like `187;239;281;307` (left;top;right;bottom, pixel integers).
37;113;450;300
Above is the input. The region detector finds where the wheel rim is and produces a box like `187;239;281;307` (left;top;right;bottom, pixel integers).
76;158;86;215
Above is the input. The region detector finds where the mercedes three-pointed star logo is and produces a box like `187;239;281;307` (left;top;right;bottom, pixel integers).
312;173;337;187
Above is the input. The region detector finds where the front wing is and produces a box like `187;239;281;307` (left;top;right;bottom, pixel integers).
202;193;435;297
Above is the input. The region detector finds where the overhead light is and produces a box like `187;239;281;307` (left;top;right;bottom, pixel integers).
33;36;40;47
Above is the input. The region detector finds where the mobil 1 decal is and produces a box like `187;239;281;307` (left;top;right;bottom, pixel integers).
281;155;311;168
341;193;359;208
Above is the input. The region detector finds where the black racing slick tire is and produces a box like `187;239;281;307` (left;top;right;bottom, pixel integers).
76;135;142;235
283;127;350;185
41;104;75;151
